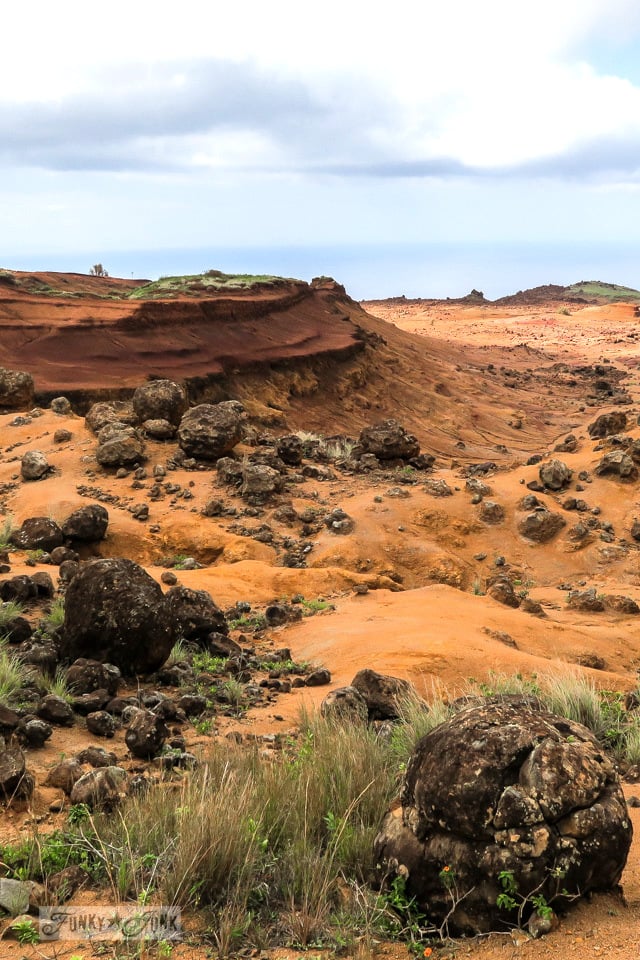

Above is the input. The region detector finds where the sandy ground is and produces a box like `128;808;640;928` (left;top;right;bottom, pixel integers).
2;288;640;957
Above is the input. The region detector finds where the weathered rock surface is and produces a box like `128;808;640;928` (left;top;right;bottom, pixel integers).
69;766;128;809
165;585;228;646
588;411;627;438
61;504;109;542
594;451;638;481
0;367;34;409
177;401;244;460
96;427;146;467
85;401;137;434
351;668;412;720
0;746;34;800
60;558;175;674
518;509;566;543
359;419;420;460
125;710;168;758
20;450;50;481
374;699;632;935
10;517;64;552
132;379;187;426
539;458;572;491
320;686;369;723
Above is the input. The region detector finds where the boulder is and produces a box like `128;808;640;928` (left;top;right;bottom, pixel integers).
276;435;304;466
177;401;244;460
10;517;64;552
37;695;75;727
20;450;50;481
479;500;505;524
86;711;117;738
0;746;34;800
567;588;605;612
518;510;566;543
351;669;412;720
66;659;121;695
240;463;284;504
61;504;109;542
539;459;572;491
143;419;177;440
125;710;168;758
60;558;175;675
132;379;187;426
588;411;627;438
45;758;85;794
487;578;520;608
85;401;137;434
374;699;632;935
320;686;369;723
69;766;128;809
96;428;146;467
165;586;228;646
359;420;420;461
594;451;638;481
50;396;72;415
0;368;34;409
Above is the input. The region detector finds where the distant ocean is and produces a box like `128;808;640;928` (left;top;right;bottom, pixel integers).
4;242;640;301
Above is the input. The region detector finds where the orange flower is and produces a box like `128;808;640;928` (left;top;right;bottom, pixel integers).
442;865;451;872
423;949;433;957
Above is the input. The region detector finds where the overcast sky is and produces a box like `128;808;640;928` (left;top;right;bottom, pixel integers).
2;0;640;293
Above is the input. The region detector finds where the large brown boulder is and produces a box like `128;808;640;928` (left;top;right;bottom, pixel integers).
588;411;627;438
0;368;34;410
374;699;632;935
85;401;137;434
60;558;175;675
539;458;572;491
594;451;638;481
96;427;146;467
518;509;566;543
358;420;420;461
177;401;244;460
133;379;188;427
351;669;412;720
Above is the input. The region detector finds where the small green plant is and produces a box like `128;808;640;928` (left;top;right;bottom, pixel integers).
43;595;65;632
193;718;213;736
12;917;39;944
228;613;267;632
301;598;334;616
38;666;74;703
192;652;228;674
471;579;484;596
68;803;92;826
0;514;15;550
27;548;45;563
0;639;32;706
0;599;24;628
166;638;191;666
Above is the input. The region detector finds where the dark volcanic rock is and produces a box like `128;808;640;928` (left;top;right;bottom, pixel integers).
85;401;137;434
165;586;228;646
21;450;50;481
177;401;244;460
60;558;175;675
0;746;34;800
594;451;638;481
320;686;369;723
518;509;566;543
61;504;109;542
133;379;187;427
276;434;304;466
374;699;632;935
125;710;168;758
66;659;121;695
539;458;572;491
10;517;64;552
588;411;627;438
69;766;127;809
359;420;420;461
351;668;412;720
96;428;146;467
0;368;34;410
240;463;284;504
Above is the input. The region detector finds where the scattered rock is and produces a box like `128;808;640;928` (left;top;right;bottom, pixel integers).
0;746;34;800
69;766;128;809
539;458;572;491
125;710;168;758
10;517;64;552
20;450;50;481
0;367;34;409
61;504;109;541
166;585;228;646
359;419;420;460
518;510;566;543
479;500;505;524
588;411;627;438
320;686;369;723
594;451;638;481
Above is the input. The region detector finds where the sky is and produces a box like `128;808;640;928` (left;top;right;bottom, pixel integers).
2;0;640;297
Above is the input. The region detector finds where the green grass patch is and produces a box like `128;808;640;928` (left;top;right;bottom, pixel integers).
127;271;295;300
564;280;640;302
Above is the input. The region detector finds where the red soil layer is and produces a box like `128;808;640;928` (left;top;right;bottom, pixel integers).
0;272;364;395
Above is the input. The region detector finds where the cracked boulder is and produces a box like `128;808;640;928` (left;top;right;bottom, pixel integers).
374;699;632;935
